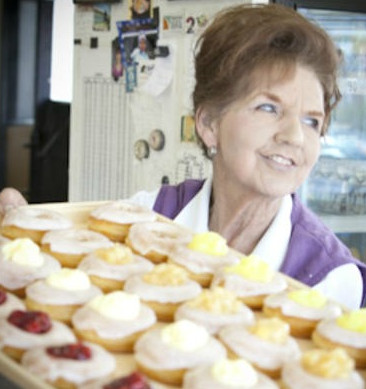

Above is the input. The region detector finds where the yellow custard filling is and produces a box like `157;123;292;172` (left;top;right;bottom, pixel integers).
249;317;289;344
143;263;188;286
161;319;209;351
224;254;273;282
46;268;91;291
211;358;258;387
288;288;327;308
95;243;133;264
187;231;228;256
88;291;140;320
336;308;366;333
301;348;354;379
186;287;242;314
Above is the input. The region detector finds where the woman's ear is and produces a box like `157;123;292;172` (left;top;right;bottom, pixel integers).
195;107;217;148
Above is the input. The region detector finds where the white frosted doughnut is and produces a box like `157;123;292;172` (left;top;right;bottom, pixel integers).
90;201;157;224
41;228;113;255
2;207;73;231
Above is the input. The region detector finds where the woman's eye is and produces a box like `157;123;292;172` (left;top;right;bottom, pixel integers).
302;117;320;131
256;103;278;114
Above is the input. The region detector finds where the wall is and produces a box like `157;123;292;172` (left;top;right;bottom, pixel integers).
69;0;266;202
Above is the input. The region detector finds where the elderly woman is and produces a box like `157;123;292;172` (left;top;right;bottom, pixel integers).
1;4;365;309
131;4;366;309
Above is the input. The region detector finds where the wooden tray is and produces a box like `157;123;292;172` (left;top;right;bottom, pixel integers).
0;201;365;388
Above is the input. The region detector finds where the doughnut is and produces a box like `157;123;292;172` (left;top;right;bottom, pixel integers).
1;206;72;244
41;228;113;268
88;200;157;242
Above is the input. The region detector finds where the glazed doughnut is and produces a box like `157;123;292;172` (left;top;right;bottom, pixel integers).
88;200;157;242
174;286;255;335
281;348;364;389
211;254;288;310
78;243;153;293
0;310;76;361
124;263;202;322
21;341;116;389
183;358;279;389
25;268;102;324
263;289;342;338
312;308;366;368
71;291;156;352
0;238;61;297
41;228;113;268
134;319;227;386
1;206;73;244
126;220;192;264
168;231;240;287
218;318;301;378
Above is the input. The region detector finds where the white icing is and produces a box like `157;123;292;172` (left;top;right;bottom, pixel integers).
0;292;25;318
123;274;202;303
219;323;301;371
212;271;288;298
264;291;342;321
0;318;76;349
78;252;153;280
87;291;141;321
127;221;192;256
71;302;156;338
161;320;210;351
25;279;102;305
282;358;364;389
169;245;240;275
46;269;91;291
2;207;73;230
21;342;116;385
134;326;227;370
2;238;44;267
183;363;279;389
175;301;255;335
90;200;157;224
0;251;61;290
316;318;366;348
42;228;113;255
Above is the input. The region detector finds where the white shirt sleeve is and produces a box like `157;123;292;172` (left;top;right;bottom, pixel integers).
313;264;363;310
127;188;160;210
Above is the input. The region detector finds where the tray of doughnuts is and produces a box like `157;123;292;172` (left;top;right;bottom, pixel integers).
0;200;365;389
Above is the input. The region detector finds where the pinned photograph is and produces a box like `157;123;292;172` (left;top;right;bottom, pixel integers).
93;4;111;32
129;0;152;20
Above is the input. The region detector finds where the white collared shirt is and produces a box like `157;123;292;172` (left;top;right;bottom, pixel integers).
129;179;363;309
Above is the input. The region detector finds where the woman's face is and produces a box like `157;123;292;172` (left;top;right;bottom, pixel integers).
203;65;324;198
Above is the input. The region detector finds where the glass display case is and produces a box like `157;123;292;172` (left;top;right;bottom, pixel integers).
295;6;366;263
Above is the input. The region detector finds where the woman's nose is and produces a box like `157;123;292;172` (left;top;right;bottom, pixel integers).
274;115;304;146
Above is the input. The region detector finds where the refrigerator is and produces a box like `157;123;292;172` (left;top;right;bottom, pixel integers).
69;0;366;263
278;0;366;264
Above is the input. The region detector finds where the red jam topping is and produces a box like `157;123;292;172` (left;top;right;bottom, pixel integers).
46;342;92;360
0;290;7;305
103;372;151;389
7;310;51;334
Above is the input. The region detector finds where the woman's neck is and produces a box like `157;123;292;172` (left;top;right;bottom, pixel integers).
208;185;282;255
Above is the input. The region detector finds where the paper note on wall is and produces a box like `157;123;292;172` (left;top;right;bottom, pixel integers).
140;42;175;96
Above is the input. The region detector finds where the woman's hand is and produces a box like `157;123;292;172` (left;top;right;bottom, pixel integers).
0;188;28;216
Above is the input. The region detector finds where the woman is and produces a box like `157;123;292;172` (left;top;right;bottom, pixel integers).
1;4;365;309
131;4;366;309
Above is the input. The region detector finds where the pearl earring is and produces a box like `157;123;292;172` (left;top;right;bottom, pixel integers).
207;146;217;158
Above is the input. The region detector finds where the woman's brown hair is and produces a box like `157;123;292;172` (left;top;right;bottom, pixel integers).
193;3;341;155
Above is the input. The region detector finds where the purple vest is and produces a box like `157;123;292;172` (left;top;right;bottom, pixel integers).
154;179;366;306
